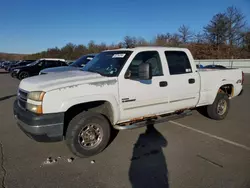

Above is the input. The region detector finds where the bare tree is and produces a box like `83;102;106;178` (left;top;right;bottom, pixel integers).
178;25;192;43
169;33;181;46
193;32;205;43
136;37;148;46
204;13;229;46
155;33;172;46
242;28;250;51
225;6;247;46
123;36;137;48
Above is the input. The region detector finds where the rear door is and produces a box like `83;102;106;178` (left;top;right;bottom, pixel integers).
164;51;200;111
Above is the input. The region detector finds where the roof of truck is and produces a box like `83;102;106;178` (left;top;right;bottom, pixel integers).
104;46;189;52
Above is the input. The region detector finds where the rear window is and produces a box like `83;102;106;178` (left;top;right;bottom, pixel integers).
165;51;192;75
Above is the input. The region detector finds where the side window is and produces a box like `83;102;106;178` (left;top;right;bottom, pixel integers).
61;61;68;66
126;51;163;79
165;51;192;75
44;60;56;68
58;61;64;66
37;60;44;67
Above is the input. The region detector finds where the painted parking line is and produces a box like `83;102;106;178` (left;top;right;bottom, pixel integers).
169;121;250;151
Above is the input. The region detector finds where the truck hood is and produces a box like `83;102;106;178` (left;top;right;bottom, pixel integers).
41;66;80;73
19;70;105;91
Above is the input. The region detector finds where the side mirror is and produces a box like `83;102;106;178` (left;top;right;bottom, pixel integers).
139;63;152;80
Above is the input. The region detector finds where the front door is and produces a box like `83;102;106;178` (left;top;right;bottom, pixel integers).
118;50;171;122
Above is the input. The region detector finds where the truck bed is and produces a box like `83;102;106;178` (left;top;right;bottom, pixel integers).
197;68;243;106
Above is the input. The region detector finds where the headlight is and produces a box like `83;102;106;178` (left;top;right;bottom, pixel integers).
26;103;43;114
27;91;45;101
26;91;45;114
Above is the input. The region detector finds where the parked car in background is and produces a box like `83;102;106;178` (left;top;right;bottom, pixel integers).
0;61;5;68
2;61;11;69
39;54;96;75
8;60;35;72
204;64;227;69
0;61;9;68
196;64;204;69
10;60;36;77
4;61;17;70
12;58;68;80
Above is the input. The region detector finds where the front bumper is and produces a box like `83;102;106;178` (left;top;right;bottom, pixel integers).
13;100;64;142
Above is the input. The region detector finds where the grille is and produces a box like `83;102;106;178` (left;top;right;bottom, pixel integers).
18;89;28;109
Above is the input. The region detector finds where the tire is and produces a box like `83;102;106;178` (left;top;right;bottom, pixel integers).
66;111;111;158
207;93;230;120
18;71;29;80
11;72;17;78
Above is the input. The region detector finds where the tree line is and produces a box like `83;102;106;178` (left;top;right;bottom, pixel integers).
1;6;250;61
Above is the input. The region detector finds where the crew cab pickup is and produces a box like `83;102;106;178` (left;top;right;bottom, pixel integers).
13;47;244;157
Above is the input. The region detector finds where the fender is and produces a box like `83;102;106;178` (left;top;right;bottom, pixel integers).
60;94;120;124
209;79;236;104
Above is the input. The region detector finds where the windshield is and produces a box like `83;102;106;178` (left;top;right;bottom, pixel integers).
83;51;132;77
70;55;95;67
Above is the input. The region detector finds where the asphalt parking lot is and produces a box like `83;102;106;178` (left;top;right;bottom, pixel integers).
0;72;250;188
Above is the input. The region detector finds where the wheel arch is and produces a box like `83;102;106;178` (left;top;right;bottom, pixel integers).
209;81;235;104
62;96;119;136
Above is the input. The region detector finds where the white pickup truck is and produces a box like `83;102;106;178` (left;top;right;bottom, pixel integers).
13;47;244;157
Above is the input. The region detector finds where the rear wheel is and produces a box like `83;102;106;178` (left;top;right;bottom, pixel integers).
207;93;230;120
66;111;111;158
18;71;29;80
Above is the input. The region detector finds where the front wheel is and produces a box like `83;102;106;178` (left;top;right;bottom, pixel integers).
18;71;29;80
11;72;17;78
207;93;230;120
65;111;111;158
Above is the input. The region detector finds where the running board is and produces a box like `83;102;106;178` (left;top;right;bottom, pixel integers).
113;110;192;130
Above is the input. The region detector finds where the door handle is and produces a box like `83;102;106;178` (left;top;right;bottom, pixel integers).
189;78;195;84
159;81;168;87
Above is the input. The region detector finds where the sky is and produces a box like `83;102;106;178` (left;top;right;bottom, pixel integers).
0;0;250;54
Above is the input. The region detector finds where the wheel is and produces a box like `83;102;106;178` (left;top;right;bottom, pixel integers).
18;71;29;80
11;72;17;78
65;111;111;158
207;93;230;120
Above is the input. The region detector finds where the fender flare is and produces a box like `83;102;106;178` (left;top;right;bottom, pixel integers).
210;80;235;103
60;94;120;124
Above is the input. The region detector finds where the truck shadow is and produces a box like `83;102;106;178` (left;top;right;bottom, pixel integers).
129;124;169;188
196;106;210;119
0;94;16;102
